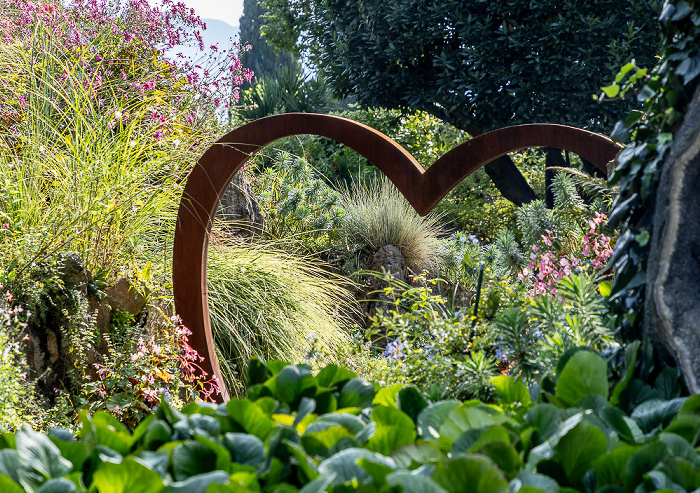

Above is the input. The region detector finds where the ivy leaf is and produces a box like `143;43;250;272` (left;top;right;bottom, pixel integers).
602;84;620;98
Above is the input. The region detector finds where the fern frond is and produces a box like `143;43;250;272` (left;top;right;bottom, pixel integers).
548;166;618;201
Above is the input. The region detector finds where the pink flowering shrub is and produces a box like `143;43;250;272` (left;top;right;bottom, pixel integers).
518;212;614;295
0;0;252;142
82;315;219;429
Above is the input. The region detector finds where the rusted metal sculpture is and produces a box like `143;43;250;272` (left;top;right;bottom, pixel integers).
173;113;621;401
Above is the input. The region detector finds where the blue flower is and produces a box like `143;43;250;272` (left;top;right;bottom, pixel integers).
384;339;408;361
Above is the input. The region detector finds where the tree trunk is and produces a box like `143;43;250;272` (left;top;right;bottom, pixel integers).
483;155;538;207
645;83;700;393
427;109;538;207
544;148;568;209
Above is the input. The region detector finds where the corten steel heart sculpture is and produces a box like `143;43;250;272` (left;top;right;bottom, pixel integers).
173;113;621;401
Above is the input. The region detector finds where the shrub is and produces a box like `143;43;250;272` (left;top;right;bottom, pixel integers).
207;240;357;395
339;175;445;272
0;343;694;492
0;0;251;276
0;287;35;430
250;151;345;253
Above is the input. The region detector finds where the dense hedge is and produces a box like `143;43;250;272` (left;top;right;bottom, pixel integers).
0;344;697;492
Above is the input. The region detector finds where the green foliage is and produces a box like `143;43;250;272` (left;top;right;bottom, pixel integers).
0;1;230;278
0;295;35;431
207;240;356;396
250;151;344;253
0;344;696;492
339;176;444;272
261;0;661;135
365;275;496;401
240;62;333;120
436;150;546;241
603;0;700;331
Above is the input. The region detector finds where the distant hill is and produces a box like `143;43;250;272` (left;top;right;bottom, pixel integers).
165;19;240;66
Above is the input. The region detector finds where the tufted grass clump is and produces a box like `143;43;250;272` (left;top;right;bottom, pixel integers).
339;176;445;272
207;239;357;395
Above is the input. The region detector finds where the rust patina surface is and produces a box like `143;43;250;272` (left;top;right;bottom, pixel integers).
173;113;621;401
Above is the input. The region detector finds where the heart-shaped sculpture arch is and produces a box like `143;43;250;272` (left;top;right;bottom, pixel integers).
173;113;621;401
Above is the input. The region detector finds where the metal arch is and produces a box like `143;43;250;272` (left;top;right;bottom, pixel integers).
173;112;621;401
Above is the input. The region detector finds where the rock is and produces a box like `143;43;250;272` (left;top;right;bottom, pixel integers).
645;83;700;393
105;278;146;318
217;172;264;237
365;245;407;328
370;245;406;279
56;252;88;294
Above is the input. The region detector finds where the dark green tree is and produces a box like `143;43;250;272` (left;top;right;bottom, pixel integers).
260;0;661;204
239;0;294;82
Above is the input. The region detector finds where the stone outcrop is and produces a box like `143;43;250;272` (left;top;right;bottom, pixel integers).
645;83;700;393
216;172;264;237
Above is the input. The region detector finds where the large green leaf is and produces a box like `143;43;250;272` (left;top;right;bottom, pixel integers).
555;351;608;406
0;449;22;483
527;412;588;467
316;365;356;389
143;420;173;450
592;445;636;487
480;442;523;480
92;413;132;457
222;433;266;468
15;427;72;479
390;441;442;469
599;407;644;444
439;407;500;451
283;440;319;482
305;414;366;439
268;365;317;405
386;470;448;493
398;387;429;424
417;401;460;442
630;398;687;433
171;441;219;481
610;341;640;407
524;404;562;443
664;415;700;445
624;442;667;493
161;471;230;492
373;384;403;408
91;457;164;493
338;378;376;409
658;433;699;467
432;455;509;493
555;421;608;486
35;478;77;493
368;406;417;456
0;475;23;493
512;471;560;493
318;448;396;487
226;400;274;440
302;426;355;457
490;375;531;407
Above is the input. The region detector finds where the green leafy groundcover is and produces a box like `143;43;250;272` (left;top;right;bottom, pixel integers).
1;346;699;492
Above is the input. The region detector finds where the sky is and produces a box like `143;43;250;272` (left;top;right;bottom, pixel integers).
180;0;244;29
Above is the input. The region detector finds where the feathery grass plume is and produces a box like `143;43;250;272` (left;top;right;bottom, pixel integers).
0;0;250;277
339;175;445;272
206;239;356;396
